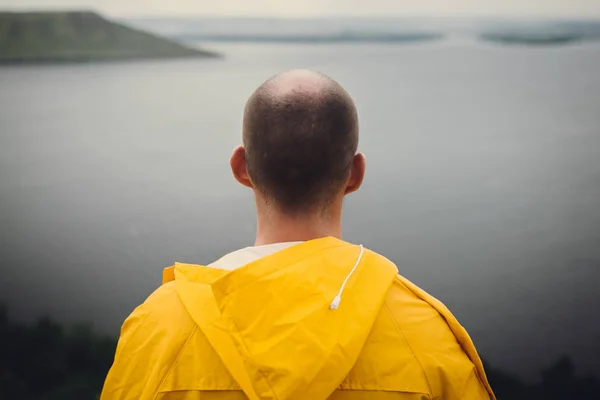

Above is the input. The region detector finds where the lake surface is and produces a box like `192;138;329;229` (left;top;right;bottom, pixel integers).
1;40;599;380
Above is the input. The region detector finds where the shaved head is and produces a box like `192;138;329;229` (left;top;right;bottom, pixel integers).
242;69;359;214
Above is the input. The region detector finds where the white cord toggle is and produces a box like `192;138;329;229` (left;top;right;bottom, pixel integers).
330;245;364;311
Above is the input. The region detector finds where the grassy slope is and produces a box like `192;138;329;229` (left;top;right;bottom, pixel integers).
0;11;219;63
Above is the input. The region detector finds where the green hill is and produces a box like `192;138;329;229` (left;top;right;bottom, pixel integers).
0;11;219;63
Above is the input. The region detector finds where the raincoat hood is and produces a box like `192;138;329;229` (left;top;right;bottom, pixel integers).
163;237;398;400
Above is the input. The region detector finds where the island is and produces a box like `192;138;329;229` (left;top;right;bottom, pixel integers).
0;11;219;63
478;32;585;46
477;20;600;46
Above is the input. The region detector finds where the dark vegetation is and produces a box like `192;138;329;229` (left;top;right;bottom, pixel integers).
0;305;115;399
0;11;218;63
0;305;597;399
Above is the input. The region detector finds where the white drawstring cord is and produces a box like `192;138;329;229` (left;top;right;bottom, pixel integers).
330;245;364;310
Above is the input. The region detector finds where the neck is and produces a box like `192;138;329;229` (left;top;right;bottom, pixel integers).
254;201;342;246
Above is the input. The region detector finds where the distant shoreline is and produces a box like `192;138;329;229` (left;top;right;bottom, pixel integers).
175;32;444;44
125;16;600;47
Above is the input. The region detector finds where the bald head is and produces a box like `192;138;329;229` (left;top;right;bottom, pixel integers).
242;70;359;214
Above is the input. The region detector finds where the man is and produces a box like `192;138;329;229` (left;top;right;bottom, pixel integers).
101;70;495;400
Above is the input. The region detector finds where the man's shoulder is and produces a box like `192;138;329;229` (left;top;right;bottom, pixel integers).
103;283;201;399
381;274;484;397
139;281;182;316
362;249;459;326
362;248;468;348
119;281;195;340
355;248;484;397
383;274;466;346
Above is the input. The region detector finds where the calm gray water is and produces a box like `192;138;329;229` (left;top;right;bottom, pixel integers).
1;40;599;380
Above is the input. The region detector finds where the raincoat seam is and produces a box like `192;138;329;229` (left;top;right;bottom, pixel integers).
338;384;430;395
157;387;242;394
459;368;482;399
383;301;433;397
226;317;279;400
155;326;199;397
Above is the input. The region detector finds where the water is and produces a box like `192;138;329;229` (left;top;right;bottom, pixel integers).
1;40;600;381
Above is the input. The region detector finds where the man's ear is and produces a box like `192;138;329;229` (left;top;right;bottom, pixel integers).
230;146;254;188
345;153;366;195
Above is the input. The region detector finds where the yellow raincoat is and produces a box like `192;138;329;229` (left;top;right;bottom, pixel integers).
101;237;495;400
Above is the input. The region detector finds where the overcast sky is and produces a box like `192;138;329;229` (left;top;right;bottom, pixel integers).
2;0;600;18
